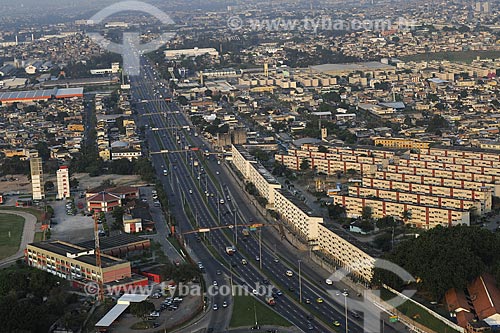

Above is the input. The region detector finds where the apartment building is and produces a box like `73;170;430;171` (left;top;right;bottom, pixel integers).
56;166;70;200
25;240;147;287
362;177;492;213
421;147;500;162
373;137;431;149
274;189;323;242
298;144;396;159
317;224;374;281
233;144;377;280
231;145;281;207
386;165;499;182
349;186;482;214
276;153;378;176
334;195;470;228
374;171;500;195
30;157;44;200
399;158;500;171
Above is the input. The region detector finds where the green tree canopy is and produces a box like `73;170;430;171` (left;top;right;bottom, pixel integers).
373;225;500;299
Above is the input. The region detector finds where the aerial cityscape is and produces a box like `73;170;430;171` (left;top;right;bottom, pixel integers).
0;0;499;332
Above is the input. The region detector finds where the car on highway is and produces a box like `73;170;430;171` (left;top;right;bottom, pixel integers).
333;320;341;327
212;303;218;311
241;258;247;265
285;270;293;277
316;297;324;303
219;199;225;204
255;256;260;261
213;280;218;286
222;301;228;308
189;189;193;194
305;298;311;304
325;278;333;285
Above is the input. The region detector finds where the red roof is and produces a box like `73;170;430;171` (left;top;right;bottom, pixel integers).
86;191;120;203
468;274;500;321
445;288;472;313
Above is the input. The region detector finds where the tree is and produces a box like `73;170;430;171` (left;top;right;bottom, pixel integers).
177;96;189;105
35;142;51;161
317;145;329;153
328;203;346;219
300;158;310;171
346;168;357;176
1;157;30;175
373;225;500;299
245;182;257;195
376;216;397;229
129;301;155;319
426;114;449;134
401;210;412;224
44;181;55;192
112;206;125;227
361;206;372;221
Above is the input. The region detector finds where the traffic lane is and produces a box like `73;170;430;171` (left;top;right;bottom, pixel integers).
136;80;233;332
137;63;334;330
211;188;364;330
156;117;335;330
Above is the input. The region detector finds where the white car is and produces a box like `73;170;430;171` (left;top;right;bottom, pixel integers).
220;199;225;204
213;303;218;311
285;270;293;277
325;279;333;285
213;280;218;286
189;189;193;194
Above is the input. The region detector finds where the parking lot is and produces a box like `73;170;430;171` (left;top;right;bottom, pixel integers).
50;198;94;243
111;283;203;332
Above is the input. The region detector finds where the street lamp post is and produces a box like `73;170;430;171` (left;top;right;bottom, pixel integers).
253;297;258;328
298;260;302;303
234;209;238;245
259;229;263;270
343;292;348;333
217;192;220;225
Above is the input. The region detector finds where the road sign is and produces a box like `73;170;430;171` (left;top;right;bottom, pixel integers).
198;228;210;233
249;227;257;231
389;316;398;323
251;223;263;228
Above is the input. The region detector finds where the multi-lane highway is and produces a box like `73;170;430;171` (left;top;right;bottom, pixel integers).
130;58;402;333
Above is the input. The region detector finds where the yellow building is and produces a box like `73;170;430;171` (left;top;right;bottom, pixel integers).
67;124;84;131
334;195;470;229
374;137;431;149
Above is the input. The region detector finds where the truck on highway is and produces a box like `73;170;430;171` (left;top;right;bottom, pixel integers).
265;296;276;306
225;246;236;256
